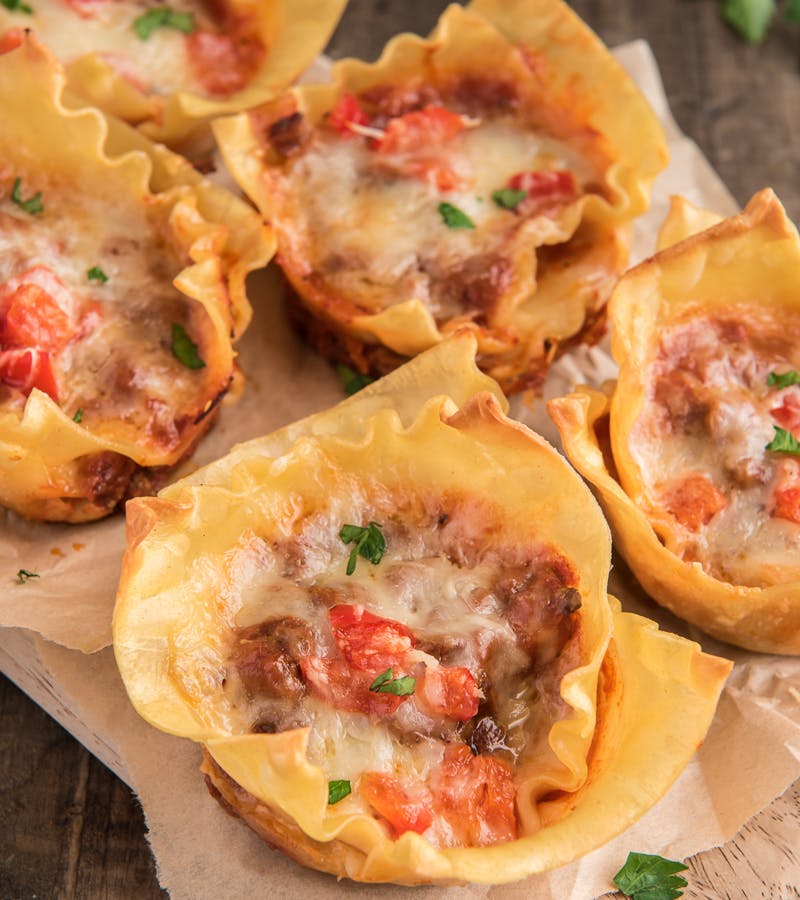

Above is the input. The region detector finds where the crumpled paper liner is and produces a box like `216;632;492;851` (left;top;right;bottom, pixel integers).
7;615;797;900
0;40;799;900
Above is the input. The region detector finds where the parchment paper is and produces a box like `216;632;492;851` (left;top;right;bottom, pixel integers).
2;41;800;900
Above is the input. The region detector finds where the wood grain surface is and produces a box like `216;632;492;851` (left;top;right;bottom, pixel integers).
2;1;799;898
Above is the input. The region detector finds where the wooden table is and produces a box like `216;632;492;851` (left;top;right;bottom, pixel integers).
2;2;799;897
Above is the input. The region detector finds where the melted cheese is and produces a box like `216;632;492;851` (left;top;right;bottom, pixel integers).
631;314;800;587
0;173;209;444
279;118;595;320
216;493;579;838
1;0;216;96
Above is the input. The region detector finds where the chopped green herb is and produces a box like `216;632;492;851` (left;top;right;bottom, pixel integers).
171;323;205;370
492;187;527;211
133;6;195;40
73;409;83;424
16;569;39;584
339;521;385;576
1;0;33;13
438;201;475;229
722;0;775;43
368;667;416;696
787;0;800;22
10;177;43;215
327;780;351;804
613;852;688;900
87;266;109;284
766;425;800;455
336;363;374;396
767;369;800;388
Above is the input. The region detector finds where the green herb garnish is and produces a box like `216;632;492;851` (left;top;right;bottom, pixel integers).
133;6;195;40
10;178;43;215
87;266;108;284
492;187;527;211
722;0;775;42
171;323;205;370
327;780;351;804
368;667;416;696
336;363;374;396
720;0;800;41
16;569;39;584
1;0;33;13
766;425;800;454
339;522;385;576
767;369;800;388
438;201;475;229
613;852;688;900
73;409;83;424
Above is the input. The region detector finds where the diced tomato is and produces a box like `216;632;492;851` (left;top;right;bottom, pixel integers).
359;772;434;836
0;266;78;320
374;106;466;190
770;391;800;433
508;169;576;199
660;472;728;531
416;665;480;721
0;348;58;401
2;283;72;353
187;28;265;98
772;460;800;525
376;106;465;155
328;604;415;672
506;170;577;216
299;656;406;717
430;744;517;846
326;92;370;137
63;0;110;17
0;28;24;55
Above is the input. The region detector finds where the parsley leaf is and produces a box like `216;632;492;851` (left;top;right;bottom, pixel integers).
438;202;475;229
767;369;800;388
492;187;527;211
87;266;108;284
171;323;205;370
336;363;374;396
10;177;43;215
327;779;351;804
339;521;385;575
368;667;416;696
1;0;33;13
16;569;39;584
722;0;775;43
613;852;688;900
133;6;195;40
766;426;800;454
73;409;83;424
787;0;800;21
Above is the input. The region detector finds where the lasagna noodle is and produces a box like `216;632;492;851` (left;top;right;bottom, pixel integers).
0;0;347;151
549;190;800;653
0;37;273;520
213;0;667;392
114;336;731;883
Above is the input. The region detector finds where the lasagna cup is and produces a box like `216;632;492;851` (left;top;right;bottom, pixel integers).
549;190;800;654
0;36;273;522
213;0;667;393
0;0;346;154
114;336;730;884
